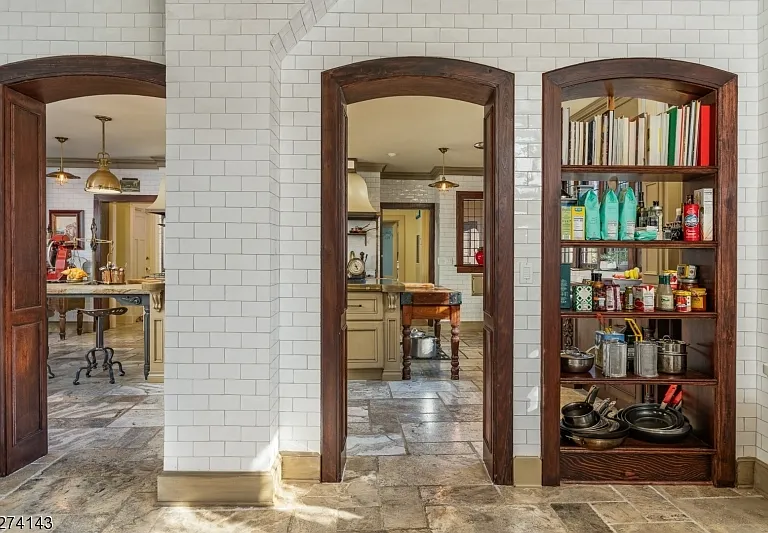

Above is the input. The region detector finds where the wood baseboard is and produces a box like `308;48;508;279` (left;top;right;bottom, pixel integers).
281;451;320;481
157;465;279;506
348;368;383;380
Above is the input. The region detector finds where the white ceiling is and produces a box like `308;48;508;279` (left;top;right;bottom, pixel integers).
348;96;484;172
45;95;165;160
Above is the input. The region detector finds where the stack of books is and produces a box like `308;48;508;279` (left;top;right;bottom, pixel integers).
561;100;715;167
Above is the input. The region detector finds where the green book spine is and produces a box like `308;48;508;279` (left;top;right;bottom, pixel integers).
666;107;678;166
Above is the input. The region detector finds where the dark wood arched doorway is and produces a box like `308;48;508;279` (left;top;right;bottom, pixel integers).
321;57;516;483
0;55;165;476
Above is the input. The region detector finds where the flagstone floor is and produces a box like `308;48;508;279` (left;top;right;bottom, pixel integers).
0;324;765;532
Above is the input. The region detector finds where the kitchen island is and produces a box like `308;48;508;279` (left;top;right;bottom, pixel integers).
347;279;405;380
46;281;165;382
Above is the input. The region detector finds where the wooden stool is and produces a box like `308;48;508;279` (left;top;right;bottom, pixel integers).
73;307;128;385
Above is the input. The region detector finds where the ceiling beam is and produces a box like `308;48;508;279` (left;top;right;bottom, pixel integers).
46;156;166;169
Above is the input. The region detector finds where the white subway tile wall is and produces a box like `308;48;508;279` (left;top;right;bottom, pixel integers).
277;0;759;458
0;0;762;472
758;0;768;465
0;0;165;64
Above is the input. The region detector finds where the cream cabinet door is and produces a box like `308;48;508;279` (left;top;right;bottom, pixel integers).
347;320;384;369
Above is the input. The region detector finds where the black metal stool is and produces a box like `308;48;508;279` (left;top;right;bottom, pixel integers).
73;307;128;385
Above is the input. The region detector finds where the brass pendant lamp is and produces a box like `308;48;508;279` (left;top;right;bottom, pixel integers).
46;137;81;185
85;115;121;194
428;147;459;191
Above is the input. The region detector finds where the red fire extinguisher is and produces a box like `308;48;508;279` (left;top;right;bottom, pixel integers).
475;247;484;265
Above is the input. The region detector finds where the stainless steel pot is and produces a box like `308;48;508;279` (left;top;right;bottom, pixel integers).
657;336;688;355
658;353;687;374
411;335;436;359
560;349;595;374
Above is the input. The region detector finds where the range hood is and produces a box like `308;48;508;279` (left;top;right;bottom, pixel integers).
348;158;377;216
146;175;166;215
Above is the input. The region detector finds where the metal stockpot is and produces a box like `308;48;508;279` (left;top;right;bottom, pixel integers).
657;336;688;374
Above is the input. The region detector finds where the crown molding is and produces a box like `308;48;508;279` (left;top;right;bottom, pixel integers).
356;161;388;173
380;165;484;180
46;156;166;170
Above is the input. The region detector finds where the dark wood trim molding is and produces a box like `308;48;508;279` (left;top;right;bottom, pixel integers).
455;191;483;274
0;56;165;104
355;162;484;180
380;202;436;284
541;58;737;487
0;55;166;477
46;157;165;169
322;57;515;484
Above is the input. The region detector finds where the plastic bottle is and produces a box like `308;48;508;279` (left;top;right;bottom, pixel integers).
683;195;701;241
657;274;674;311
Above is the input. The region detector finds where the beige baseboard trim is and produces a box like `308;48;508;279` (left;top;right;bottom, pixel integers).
281;451;320;482
737;457;755;488
381;370;403;381
147;371;164;384
157;465;279;506
514;456;542;487
459;321;483;331
348;368;383;380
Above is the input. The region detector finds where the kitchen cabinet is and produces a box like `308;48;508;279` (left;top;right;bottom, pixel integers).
346;287;403;381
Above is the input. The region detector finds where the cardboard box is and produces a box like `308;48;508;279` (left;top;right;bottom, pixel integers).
561;206;572;240
570;206;586;240
694;188;714;241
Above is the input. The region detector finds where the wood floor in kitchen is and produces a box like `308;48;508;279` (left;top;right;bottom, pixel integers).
1;325;766;532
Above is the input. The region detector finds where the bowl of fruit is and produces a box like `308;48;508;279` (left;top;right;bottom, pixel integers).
610;267;642;288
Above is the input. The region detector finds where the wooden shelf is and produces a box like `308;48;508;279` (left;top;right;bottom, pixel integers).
560;367;716;385
561;311;717;319
561;165;717;182
561;240;717;249
560;434;715;455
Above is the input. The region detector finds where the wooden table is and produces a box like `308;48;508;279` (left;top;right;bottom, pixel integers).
400;287;462;380
47;282;164;380
47;297;85;340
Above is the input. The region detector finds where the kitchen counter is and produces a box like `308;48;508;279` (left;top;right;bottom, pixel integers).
46;281;165;383
347;278;406;293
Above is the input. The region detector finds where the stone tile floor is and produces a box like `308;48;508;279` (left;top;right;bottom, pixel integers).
0;324;766;532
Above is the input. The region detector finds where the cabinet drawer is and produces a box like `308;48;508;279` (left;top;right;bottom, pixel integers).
347;320;384;369
347;293;383;320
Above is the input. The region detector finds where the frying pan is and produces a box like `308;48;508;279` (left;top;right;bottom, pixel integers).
561;386;600;428
630;422;692;443
617;404;685;430
561;418;631;450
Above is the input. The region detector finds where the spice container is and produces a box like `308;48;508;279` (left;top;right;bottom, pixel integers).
680;278;698;291
691;287;707;312
635;340;659;378
100;267;111;284
603;339;628;378
674;290;692;312
591;273;606;312
572;284;593;311
677;264;697;280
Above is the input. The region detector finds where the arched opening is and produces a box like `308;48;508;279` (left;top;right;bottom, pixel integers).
0;55;165;475
321;57;516;484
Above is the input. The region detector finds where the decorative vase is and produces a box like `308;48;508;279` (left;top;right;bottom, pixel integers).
475;247;484;265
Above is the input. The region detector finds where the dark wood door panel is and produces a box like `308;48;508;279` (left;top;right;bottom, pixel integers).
1;86;48;476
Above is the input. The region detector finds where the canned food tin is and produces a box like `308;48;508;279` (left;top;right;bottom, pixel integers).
572;284;593;312
691;287;707;312
674;290;692;312
664;270;679;290
676;264;697;280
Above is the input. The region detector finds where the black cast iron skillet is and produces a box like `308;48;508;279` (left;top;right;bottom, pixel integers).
617;404;685;430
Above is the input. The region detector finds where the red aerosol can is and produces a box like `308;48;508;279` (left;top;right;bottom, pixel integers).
683;195;701;241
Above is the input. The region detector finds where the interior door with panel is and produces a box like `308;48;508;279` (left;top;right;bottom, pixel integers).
0;86;48;475
320;73;348;482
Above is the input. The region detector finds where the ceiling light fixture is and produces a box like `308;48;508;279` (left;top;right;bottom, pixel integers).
46;137;81;186
388;152;397;157
474;141;484;149
428;147;459;191
85;115;122;194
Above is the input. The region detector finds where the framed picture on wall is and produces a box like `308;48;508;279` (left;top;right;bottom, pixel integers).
49;210;84;249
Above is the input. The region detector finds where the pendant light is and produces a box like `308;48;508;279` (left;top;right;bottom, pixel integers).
85;115;121;194
46;137;81;185
428;147;459;191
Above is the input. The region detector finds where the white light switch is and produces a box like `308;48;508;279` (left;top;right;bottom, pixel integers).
520;261;533;285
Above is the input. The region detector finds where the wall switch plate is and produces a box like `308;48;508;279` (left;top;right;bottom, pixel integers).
519;261;533;285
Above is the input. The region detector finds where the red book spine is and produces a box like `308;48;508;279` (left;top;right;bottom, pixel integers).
699;104;711;166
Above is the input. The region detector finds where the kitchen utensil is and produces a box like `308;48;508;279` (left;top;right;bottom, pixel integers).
657;336;688;355
603;339;628;378
659;385;678;410
560;349;595;373
635;340;658;378
658;353;687;375
630;422;692;443
599;400;616;416
671;389;684;410
561;403;600;429
561;418;630;450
